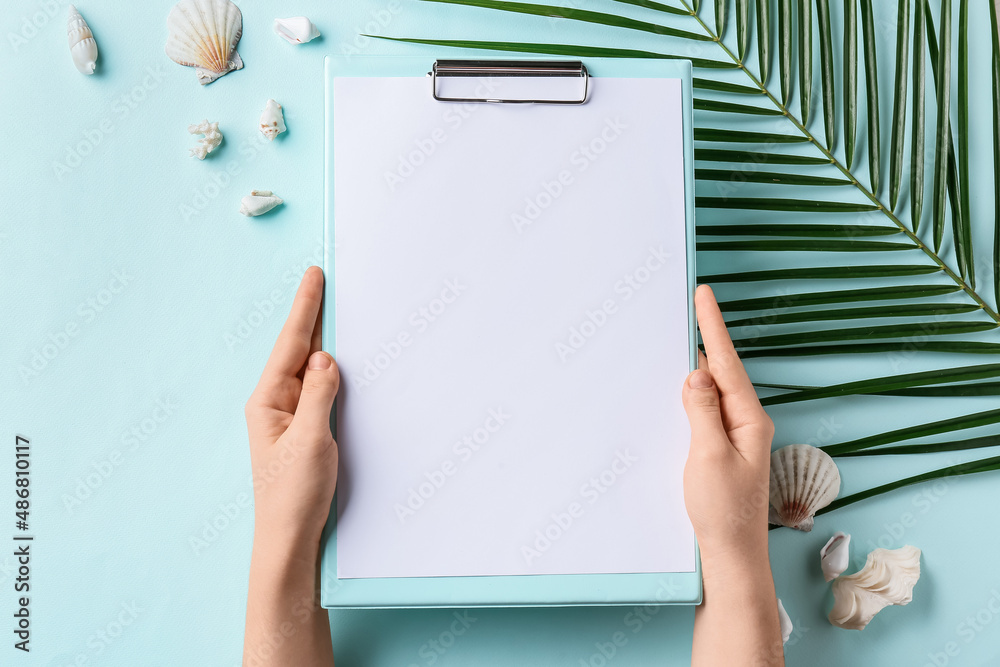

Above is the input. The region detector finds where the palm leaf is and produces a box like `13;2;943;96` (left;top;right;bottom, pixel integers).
731;320;995;349
859;0;880;193
930;0;951;252
798;0;813;124
725;302;977;327
418;0;714;40
823;408;1000;456
889;0;910;210
760;363;1000;406
737;0;750;60
739;340;1000;358
372;37;737;68
756;0;771;83
993;0;1000;309
835;435;1000;455
717;0;729;37
911;0;927;230
700;264;940;283
843;0;858;167
695;168;850;184
813;455;1000;518
717;284;958;310
778;0;793;104
756;380;1000;397
816;0;835;147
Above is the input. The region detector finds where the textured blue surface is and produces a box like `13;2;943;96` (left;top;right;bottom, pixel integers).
1;0;998;665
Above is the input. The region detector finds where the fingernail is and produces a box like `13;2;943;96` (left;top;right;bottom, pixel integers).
689;370;714;389
308;351;332;370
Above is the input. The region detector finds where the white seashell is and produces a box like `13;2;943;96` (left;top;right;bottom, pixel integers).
165;0;244;85
821;531;851;581
68;5;98;75
274;17;320;44
777;599;793;645
829;545;921;630
240;190;283;217
187;120;222;160
767;444;841;532
259;99;286;141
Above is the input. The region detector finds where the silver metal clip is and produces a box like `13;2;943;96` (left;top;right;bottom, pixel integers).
431;60;590;105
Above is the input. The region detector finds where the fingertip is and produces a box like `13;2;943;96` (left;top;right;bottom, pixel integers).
687;369;714;389
307;350;333;370
303;265;324;288
695;284;715;304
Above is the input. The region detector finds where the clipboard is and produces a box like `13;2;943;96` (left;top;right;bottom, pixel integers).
321;55;700;608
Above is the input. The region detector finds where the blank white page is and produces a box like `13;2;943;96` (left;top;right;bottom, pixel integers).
332;75;695;578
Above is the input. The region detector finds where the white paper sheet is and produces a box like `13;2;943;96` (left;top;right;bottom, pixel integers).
333;75;695;579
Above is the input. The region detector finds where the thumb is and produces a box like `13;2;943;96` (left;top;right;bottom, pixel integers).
292;351;340;437
681;369;730;451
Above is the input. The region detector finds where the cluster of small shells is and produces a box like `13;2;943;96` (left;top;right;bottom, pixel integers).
768;445;922;631
158;0;312;215
69;1;308;217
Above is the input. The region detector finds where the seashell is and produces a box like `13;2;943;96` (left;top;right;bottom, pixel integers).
240;190;283;217
777;599;793;645
829;545;921;630
165;0;244;85
68;5;98;75
274;17;320;44
821;531;851;582
767;444;841;532
187;120;222;160
259;99;286;141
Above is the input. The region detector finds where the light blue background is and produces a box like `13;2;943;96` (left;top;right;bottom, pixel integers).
0;1;997;665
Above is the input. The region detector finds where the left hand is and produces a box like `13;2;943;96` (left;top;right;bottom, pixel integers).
244;266;340;547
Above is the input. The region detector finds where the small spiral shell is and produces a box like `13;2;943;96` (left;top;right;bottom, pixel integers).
67;5;98;75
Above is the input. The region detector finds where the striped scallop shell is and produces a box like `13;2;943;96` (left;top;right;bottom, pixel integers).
768;444;841;532
165;0;243;85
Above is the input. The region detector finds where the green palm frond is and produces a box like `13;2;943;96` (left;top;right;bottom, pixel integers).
386;0;1000;516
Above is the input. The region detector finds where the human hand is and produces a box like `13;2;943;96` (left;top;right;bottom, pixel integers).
682;285;774;575
244;266;340;549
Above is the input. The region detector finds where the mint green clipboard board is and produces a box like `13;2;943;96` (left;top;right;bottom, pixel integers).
320;55;700;609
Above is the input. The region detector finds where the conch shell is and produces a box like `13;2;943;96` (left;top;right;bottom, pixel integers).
165;0;244;85
240;190;283;217
259;99;286;141
829;545;921;630
274;17;320;44
820;531;851;581
768;444;840;532
68;5;98;75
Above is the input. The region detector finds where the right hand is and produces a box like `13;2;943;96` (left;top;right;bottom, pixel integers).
681;285;775;570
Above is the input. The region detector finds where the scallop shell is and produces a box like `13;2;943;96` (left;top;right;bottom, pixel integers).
240;190;283;217
820;531;851;581
767;444;840;532
259;99;286;141
274;17;320;44
68;5;98;75
165;0;244;85
829;545;921;630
